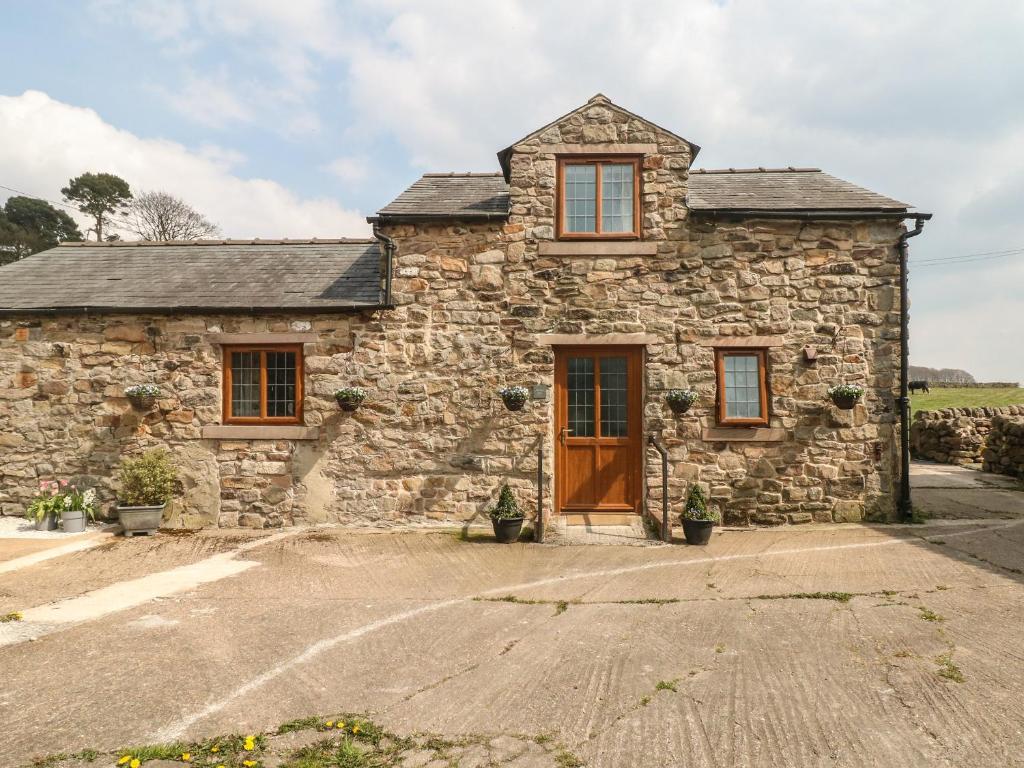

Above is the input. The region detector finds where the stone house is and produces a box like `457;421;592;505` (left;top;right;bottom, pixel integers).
0;95;929;530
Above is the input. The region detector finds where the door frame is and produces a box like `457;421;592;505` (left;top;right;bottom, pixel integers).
553;345;644;522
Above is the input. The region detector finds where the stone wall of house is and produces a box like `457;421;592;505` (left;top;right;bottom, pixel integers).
982;415;1024;478
0;99;909;528
910;406;1024;466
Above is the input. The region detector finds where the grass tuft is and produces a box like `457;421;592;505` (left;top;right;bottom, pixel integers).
935;654;965;683
654;679;679;692
918;606;945;622
754;591;853;603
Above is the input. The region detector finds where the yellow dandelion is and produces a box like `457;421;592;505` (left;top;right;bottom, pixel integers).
210;746;220;753
353;724;361;734
130;759;141;768
118;757;131;765
336;722;345;730
243;761;257;767
181;754;191;762
243;736;255;751
325;721;334;728
216;764;225;768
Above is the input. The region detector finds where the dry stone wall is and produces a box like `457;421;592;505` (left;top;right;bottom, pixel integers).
0;100;909;528
982;415;1024;478
910;406;1024;466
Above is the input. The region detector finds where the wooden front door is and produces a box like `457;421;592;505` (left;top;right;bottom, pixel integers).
554;346;643;522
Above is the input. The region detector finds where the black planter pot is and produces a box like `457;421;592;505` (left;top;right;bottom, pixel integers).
831;394;859;410
682;519;714;546
667;400;693;415
502;397;526;412
337;398;361;412
492;516;525;543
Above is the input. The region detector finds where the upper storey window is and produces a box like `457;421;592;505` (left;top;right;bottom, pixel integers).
557;157;640;239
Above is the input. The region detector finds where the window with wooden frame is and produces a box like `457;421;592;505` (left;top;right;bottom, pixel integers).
715;349;770;427
557;156;641;239
222;345;304;425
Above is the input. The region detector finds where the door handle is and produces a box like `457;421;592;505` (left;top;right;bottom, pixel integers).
560;426;572;445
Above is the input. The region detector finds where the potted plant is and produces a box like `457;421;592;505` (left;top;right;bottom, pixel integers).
680;485;717;545
125;384;161;410
60;485;98;533
489;485;526;543
116;450;177;537
828;384;864;411
498;385;529;412
25;480;65;531
665;388;698;415
334;387;366;412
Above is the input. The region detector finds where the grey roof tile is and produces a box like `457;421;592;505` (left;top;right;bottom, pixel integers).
374;168;911;221
687;168;910;211
0;240;382;314
374;173;510;220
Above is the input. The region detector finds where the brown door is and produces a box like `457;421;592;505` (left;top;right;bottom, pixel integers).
554;346;643;521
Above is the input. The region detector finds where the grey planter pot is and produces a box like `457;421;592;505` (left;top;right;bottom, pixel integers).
61;508;88;533
34;513;58;531
117;504;165;537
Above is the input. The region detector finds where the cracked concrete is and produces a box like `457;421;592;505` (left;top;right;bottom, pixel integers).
2;517;1024;767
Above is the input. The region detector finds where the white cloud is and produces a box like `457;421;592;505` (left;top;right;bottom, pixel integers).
0;91;369;239
158;71;255;128
323;155;370;184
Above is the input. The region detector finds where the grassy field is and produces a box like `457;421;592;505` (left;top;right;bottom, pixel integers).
911;387;1024;415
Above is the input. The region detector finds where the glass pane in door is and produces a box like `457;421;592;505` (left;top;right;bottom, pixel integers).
600;356;628;437
567;356;595;437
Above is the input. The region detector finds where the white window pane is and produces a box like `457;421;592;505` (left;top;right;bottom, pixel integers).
565;164;596;232
723;354;762;419
601;163;633;233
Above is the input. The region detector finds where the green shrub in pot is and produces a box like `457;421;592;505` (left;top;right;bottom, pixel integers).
116;450;177;537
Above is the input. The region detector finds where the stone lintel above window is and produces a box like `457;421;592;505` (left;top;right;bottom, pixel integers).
208;332;318;344
698;336;785;348
545;143;659;155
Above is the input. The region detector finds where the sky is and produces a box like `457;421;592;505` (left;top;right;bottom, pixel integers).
0;0;1021;381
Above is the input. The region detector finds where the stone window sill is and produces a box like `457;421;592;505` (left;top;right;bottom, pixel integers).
701;427;785;442
202;425;319;440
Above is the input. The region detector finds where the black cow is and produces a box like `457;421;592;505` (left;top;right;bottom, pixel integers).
909;380;930;394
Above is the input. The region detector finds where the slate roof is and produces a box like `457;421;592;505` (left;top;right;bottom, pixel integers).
372;173;510;221
686;168;910;213
0;240;383;315
374;168;912;221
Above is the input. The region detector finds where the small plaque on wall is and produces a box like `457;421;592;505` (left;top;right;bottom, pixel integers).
530;384;551;402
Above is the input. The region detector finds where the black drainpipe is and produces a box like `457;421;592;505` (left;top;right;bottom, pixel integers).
897;215;929;520
372;225;396;309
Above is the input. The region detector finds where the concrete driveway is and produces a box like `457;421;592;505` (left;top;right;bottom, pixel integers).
2;517;1024;768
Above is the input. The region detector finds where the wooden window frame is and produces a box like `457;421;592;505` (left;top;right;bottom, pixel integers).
222;344;304;425
715;348;770;428
556;155;642;240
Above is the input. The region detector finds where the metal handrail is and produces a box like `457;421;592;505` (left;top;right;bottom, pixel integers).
647;435;670;542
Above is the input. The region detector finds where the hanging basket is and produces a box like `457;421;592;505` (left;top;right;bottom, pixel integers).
827;385;864;411
334;388;366;412
830;393;860;410
127;394;157;411
665;389;698;416
498;386;529;412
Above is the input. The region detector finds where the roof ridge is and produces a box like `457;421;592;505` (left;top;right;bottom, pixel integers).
691;167;822;175
56;238;377;247
422;172;504;178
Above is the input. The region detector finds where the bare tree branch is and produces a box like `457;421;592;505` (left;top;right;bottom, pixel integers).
128;191;221;241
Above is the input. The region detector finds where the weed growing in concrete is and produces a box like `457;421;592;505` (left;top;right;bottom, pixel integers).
277;716;322;734
715;644;726;654
754;591;853;603
0;611;23;623
655;679;679;692
935;654;965;683
918;607;945;622
639;695;651;707
554;749;585;767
